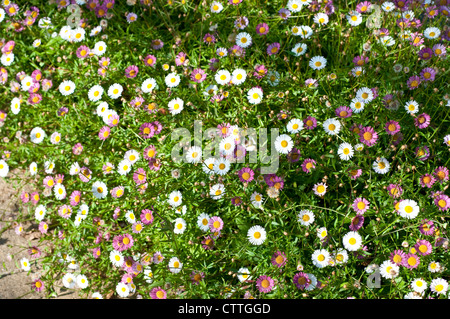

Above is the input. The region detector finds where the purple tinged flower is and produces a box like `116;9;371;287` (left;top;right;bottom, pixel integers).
69;190;81;206
267;42;281;56
125;65;139;78
420;67;436;82
271;251;287;268
140;209;154;225
111;186;125;198
419;219;435;236
217;122;231;138
392;132;404;146
407;75;421;90
175;52;188;66
202;236;215;250
352;197;370;214
293;272;310;290
208;58;220;72
410;32;424;47
203;33;216;44
387;183;403;198
434;166;449;183
39;222;48;234
151;39;164;50
32;279;44;292
403;253;420;269
121;273;134;285
256;275;275;293
303;116;317;130
335;106;352;118
426;5;439;18
28;93;42;105
58;205;72;219
302;158;316;173
29;82;40;94
208;216;224;232
348;168;362;180
139;123;155;139
143;145;157;160
359;126;378;147
415;240;432;256
278;8;291;19
28;246;41;259
432;44;446;57
76;45;90;59
385;120;401;135
349;215;364;231
390;249;407;265
133;168;147;185
238;167;254;183
434;194;450;211
415;146;430;161
256;23;269;35
353;55;369;66
31;69;42;82
414;113;431;129
79;167;91;183
93;247;101;259
98;126;111;140
190;271;205;285
113;234;134;252
190;68;207;83
150;287;167;299
234;16;249;29
5;4;19;16
231;196;242;206
418;47;433;60
148;158;162;171
356;1;372;13
287;148;301;163
228;45;245;58
305;78;318;88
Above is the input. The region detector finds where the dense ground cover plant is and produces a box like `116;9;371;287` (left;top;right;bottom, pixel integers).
0;0;449;299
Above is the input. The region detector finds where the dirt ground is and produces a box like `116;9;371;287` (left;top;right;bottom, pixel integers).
0;169;79;299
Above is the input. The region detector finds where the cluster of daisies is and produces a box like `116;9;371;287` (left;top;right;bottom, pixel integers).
0;0;449;300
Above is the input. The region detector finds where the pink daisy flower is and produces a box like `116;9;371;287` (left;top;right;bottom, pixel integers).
140;209;154;225
58;205;72;219
349;215;364;231
203;33;216;44
69;190;81;206
151;39;164;50
217;123;231;138
359;126;378;147
287;148;301;163
403;253;420;269
352;197;370;214
231;196;242;206
150;287;167;299
253;65;267;79
30;192;40;205
38;222;48;234
139;123;155;139
133;168;147;185
419;174;435;188
125;65;139;78
93;247;101;259
202;236;215;250
271;251;287;268
302;158;316;173
175;52;188;66
415;240;432;256
293;272;310;290
72;143;83;155
144;54;156;67
111;186;125;198
21;191;30;203
148;158;162;171
132;221;144;234
43;176;55;189
348;168;362;180
419;219;435;236
28;246;41;259
99;57;110;68
407;75;421;90
256;275;275;293
390;249;407;265
434;166;449;183
434;194;450;211
190;68;207;83
209;216;224;232
143;145;157;160
353;55;369;66
420;67;436;82
76;45;90;59
303;116;317;130
256;23;269;35
28;93;42;105
387;184;403;198
153;251;164;264
32;279;44;292
238;167;254;183
121;273;134;285
98;126;111;140
335;106;352;118
385;120;401;135
190;271;205;285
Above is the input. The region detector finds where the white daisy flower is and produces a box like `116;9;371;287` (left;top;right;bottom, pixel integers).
173;217;187;234
165;72;181;88
398;199;419;219
292;43;307;56
110;250;124;267
287;0;303;12
342;231;362;251
219;137;235;156
231;68;247;85
430;278;448;295
311;249;330;268
373;157;390;174
215;69;231;85
380;260;399;279
235;32;252;48
405;100;419;114
287;118;304;133
59;80;76;96
350;98;365;113
78;204;89;219
213;158;231;176
124;149;139;165
69;162;81;176
210;183;225;200
237;267;252;282
356;87;374;103
379;35;396;47
347;11;363;26
168;257;183;273
141;78;157;93
1;53;14;66
334;248;349;264
72;27;85;42
297;209;315;226
88;85;104;102
54;183;66;200
317;227;328;239
91;292;103;299
0;160;9;177
92;41;107;56
50;132;62;144
275;134;293;154
203;84;218;96
250;192;264;208
29;162;38;175
116;282;130;298
92;181;108;199
76;275;89;289
314;12;329;26
202;157;216;175
168;190;182;207
186;146;202;163
107;83;123;99
35;205;46;221
381;2;395;12
62;273;76;289
210;1;223;13
197;213;211;232
247;225;266;245
168;97;184;115
423;27;440;40
21;76;33;91
125;210;137;224
247;87;263;104
411;278;427;294
266;70;280;86
96;102;109;116
298;25;313;39
338;142;354;161
117;159;132;176
44;160;55;174
323;118;341;136
428;261;441;273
